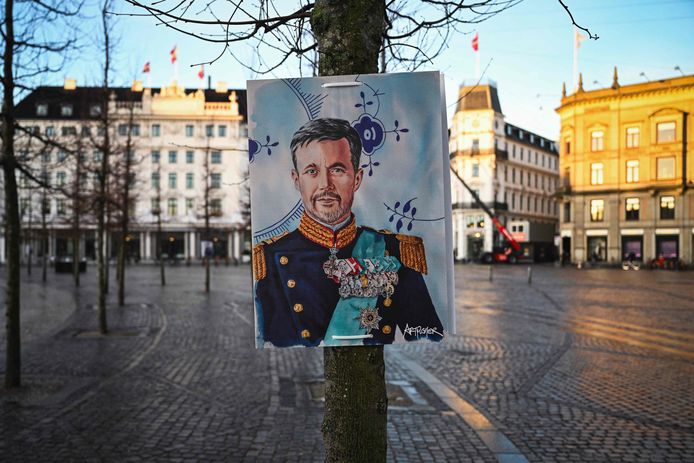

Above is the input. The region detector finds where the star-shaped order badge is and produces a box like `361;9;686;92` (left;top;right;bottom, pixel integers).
357;307;382;332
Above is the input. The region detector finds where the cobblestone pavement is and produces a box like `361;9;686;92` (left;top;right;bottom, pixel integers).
0;263;692;462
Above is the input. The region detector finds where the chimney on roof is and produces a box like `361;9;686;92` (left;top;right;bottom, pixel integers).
132;80;143;92
64;78;76;90
562;82;566;98
215;81;228;93
208;75;211;90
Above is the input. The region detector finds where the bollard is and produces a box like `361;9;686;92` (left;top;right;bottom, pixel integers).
488;265;493;282
527;266;532;285
577;261;582;269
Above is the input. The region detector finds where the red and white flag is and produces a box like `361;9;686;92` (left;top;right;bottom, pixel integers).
471;32;479;52
142;61;150;73
198;65;204;80
170;46;177;64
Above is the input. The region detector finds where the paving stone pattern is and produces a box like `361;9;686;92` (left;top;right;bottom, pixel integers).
1;264;693;462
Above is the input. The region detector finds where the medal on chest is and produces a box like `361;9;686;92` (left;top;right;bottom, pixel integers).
323;249;400;300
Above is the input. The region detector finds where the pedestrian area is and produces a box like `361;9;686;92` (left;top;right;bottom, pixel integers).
1;265;692;462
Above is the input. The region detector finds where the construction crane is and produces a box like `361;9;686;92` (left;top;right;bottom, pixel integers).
450;166;522;263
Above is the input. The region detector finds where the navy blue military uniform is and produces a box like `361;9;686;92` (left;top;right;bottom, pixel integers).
253;213;444;347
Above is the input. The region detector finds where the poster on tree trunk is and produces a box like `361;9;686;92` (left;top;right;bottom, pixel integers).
247;71;454;348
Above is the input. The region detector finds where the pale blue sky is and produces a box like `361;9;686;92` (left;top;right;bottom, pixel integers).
62;0;694;140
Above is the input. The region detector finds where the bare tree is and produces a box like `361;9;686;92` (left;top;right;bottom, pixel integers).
1;0;80;388
95;0;116;334
113;96;141;305
154;163;165;285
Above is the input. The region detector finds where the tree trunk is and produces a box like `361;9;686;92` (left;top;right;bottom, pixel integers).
41;189;47;283
72;149;81;287
311;1;387;461
3;0;22;390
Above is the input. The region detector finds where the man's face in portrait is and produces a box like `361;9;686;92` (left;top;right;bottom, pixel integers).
291;138;363;225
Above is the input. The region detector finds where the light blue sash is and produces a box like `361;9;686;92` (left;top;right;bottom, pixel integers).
324;230;401;346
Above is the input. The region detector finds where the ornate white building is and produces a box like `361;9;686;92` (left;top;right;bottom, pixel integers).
449;81;560;261
12;79;249;264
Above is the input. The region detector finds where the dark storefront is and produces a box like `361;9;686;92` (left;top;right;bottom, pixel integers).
656;235;679;259
587;236;607;262
621;235;643;261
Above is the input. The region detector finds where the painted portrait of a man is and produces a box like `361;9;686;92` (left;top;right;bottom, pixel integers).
252;118;444;347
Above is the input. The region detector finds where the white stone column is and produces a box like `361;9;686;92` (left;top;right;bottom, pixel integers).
184;231;189;259
0;235;5;263
144;232;151;260
233;230;242;262
189;231;197;259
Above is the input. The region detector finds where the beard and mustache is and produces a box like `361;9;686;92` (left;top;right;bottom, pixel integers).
306;190;351;225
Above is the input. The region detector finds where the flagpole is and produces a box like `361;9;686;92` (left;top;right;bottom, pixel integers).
475;49;480;80
572;28;578;91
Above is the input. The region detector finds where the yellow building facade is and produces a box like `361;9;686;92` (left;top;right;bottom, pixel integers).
556;72;694;265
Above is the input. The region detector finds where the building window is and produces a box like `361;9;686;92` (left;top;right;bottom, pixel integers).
511;193;516;210
57;151;68;162
167;198;178;216
211;173;221;188
186;198;194;214
36;103;49;116
168;173;177;189
169;151;177;164
218;125;227;137
563;202;570;222
590;130;604;152
466;216;475;228
62;126;77;136
625;198;640;221
519;148;523;161
656;121;676;143
211;151;222;164
185;125;194;137
590;162;604;185
206;124;214;137
151;150;160;163
626;127;639;148
476;215;485;228
656;156;675;180
471;161;479;178
471;139;479;153
81;126;91;136
186;173;194;189
151;124;161;137
211;198;222;216
512;168;516;184
89;104;102;117
46;126;55;136
42;198;51;214
626;160;639;183
56;171;66;187
151;199;160;214
590;199;604;222
118;124;128;136
132;124;140;136
93;151;102;162
186;151;194;164
659;195;675;220
42;152;51;163
151;172;160;189
57;199;66;215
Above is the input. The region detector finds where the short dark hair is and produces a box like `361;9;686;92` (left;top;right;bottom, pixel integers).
290;118;362;172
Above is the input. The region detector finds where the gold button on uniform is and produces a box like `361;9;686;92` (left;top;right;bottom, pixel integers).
279;256;289;265
382;325;392;335
383;298;392;307
287;279;296;288
293;303;304;313
301;329;311;338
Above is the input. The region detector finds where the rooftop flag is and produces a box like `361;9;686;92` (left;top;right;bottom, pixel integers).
142;62;150;73
198;65;204;80
471;32;479;52
170;46;177;64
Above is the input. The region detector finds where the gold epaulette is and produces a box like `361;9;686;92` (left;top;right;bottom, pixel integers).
252;232;288;281
252;244;266;281
395;233;428;275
